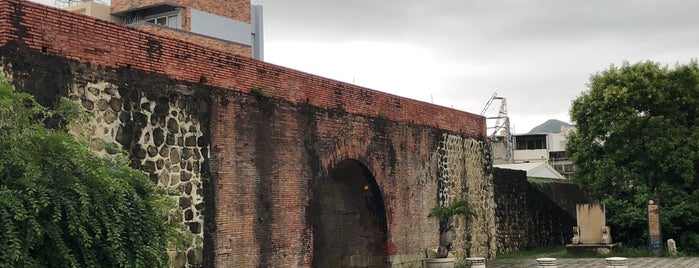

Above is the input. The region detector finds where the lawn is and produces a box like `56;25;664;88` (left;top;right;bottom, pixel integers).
494;244;697;259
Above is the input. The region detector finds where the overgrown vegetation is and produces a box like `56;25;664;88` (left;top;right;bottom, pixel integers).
0;75;183;267
251;86;273;98
378;110;388;119
568;61;699;253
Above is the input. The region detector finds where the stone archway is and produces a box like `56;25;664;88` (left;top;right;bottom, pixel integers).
310;159;388;268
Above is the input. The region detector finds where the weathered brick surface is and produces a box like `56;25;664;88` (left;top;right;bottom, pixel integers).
0;0;485;137
0;1;493;267
208;92;447;266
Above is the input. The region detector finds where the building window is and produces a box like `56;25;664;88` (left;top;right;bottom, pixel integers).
515;136;547;150
145;14;179;28
554;164;565;173
549;151;568;160
564;164;575;173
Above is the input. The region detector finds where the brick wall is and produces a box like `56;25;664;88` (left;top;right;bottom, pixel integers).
0;49;475;267
111;0;251;23
208;92;450;266
0;1;491;267
0;0;485;138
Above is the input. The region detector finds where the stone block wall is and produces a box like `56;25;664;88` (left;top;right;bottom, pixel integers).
66;79;211;266
437;134;496;259
0;45;214;266
492;168;576;254
492;168;532;253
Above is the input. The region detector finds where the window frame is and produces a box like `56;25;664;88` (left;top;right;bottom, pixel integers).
515;135;547;150
144;11;180;29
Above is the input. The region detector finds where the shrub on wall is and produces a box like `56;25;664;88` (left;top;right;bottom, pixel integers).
0;75;183;267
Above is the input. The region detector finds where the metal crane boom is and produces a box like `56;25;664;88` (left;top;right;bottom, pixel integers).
481;92;513;163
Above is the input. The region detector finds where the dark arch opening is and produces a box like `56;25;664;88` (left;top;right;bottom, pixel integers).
311;159;388;268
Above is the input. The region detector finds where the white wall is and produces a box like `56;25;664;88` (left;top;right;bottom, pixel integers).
513;149;547;163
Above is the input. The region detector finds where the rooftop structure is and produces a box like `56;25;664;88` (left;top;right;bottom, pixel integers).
61;0;263;59
512;125;575;177
494;162;567;180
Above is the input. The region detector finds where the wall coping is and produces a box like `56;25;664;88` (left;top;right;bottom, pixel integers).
0;0;485;136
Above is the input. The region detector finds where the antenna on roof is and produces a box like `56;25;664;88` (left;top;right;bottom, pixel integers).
55;0;105;8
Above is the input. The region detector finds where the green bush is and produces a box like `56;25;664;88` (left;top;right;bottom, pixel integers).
602;173;699;253
568;61;699;253
0;76;182;267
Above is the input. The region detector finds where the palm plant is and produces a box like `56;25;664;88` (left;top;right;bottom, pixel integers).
428;200;477;258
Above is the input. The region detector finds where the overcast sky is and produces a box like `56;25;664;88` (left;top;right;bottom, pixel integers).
31;0;699;133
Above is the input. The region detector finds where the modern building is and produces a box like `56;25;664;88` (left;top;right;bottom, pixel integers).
61;0;263;59
64;1;122;23
512;125;576;178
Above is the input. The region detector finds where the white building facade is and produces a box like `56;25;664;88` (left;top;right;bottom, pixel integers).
512;125;575;178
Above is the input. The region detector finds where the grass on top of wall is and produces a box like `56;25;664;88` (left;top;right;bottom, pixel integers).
526;177;553;185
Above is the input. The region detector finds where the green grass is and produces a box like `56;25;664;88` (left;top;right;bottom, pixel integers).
527;177;552;184
614;244;698;257
493;245;698;260
496;246;571;259
614;244;656;257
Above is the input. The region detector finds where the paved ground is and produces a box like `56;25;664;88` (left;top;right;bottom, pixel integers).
486;257;699;268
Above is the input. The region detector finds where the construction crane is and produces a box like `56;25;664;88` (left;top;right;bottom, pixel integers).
481;93;513;163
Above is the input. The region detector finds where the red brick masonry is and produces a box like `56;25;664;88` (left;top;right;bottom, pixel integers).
0;0;484;137
0;1;488;267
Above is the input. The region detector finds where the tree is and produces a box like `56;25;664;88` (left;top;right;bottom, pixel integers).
568;61;699;252
0;75;183;267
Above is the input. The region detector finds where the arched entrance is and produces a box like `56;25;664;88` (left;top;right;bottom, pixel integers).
310;159;388;268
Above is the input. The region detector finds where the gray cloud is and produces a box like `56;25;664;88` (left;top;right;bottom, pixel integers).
257;1;699;43
253;0;699;132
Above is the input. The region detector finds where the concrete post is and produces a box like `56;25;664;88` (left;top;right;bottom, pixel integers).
605;257;628;268
465;257;486;268
536;257;557;268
